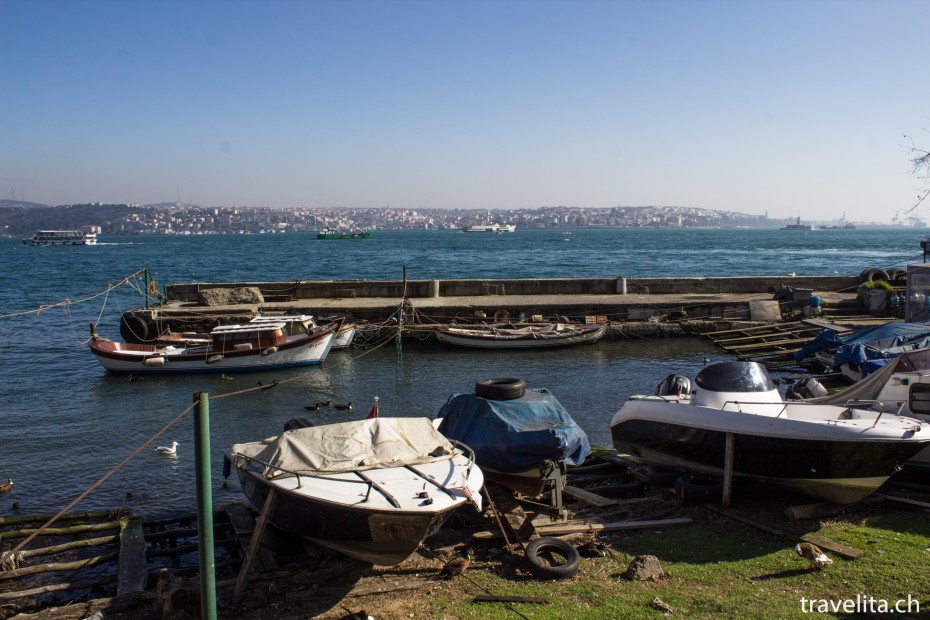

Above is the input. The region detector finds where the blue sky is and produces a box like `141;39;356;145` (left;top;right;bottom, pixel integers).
1;0;928;223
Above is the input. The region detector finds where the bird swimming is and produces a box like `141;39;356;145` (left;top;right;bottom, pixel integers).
155;441;179;456
796;542;833;568
334;402;353;411
0;478;12;494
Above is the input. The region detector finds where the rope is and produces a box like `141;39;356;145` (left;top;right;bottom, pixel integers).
0;269;146;321
0;401;197;565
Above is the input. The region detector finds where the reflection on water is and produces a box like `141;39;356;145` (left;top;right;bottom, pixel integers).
0;335;729;518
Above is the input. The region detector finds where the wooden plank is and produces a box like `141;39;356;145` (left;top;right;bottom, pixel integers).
563;486;616;508
703;505;865;560
873;493;930;509
116;516;147;596
489;486;537;542
474;595;549;604
722;433;734;507
224;502;277;572
535;517;692;536
799;533;865;560
233;488;276;606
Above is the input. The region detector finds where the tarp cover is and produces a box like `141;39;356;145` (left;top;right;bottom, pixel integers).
811;348;930;406
795;321;930;375
436;388;590;473
230;417;457;478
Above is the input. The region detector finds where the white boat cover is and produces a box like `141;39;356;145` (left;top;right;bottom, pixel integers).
230;417;458;478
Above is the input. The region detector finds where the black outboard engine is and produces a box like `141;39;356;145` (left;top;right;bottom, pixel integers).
655;374;691;397
786;377;828;400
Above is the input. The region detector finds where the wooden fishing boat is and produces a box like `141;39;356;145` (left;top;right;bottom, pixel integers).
227;417;484;565
87;319;340;374
434;322;607;350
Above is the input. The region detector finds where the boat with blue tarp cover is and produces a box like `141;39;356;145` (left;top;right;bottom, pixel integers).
798;322;930;380
435;384;590;495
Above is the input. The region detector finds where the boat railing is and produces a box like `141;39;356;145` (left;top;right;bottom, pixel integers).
832;399;905;427
234;454;386;504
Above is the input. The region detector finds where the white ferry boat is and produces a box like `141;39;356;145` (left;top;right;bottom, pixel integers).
462;223;516;233
22;229;98;246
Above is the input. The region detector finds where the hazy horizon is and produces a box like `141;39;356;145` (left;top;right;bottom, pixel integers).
2;0;928;222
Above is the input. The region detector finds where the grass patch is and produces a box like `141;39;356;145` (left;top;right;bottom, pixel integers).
419;504;929;620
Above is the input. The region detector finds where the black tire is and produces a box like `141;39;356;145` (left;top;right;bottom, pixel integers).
643;465;689;488
120;313;150;343
675;474;724;504
590;482;643;499
524;537;581;580
475;378;527;401
887;268;906;282
858;268;889;284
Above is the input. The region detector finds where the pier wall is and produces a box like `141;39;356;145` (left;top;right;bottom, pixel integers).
164;275;858;303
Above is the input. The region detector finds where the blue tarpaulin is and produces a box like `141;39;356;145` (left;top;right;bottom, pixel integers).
436;388;590;473
796;322;930;377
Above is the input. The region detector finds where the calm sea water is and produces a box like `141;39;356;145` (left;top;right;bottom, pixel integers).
0;227;925;519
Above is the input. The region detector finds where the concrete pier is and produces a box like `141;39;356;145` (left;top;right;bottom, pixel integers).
137;276;862;333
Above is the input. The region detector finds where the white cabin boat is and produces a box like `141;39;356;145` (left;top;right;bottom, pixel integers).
23;230;97;246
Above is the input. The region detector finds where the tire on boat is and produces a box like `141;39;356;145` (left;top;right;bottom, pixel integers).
524;537;582;580
119;313;150;343
642;465;689;488
475;378;527;401
675;474;724;504
858;268;890;284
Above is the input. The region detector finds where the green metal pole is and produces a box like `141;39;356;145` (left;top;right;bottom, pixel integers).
194;392;217;620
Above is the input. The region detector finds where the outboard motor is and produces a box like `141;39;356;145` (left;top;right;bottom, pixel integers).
655;374;691;397
786;377;828;400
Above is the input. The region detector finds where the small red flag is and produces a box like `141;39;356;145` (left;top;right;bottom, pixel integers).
366;397;379;419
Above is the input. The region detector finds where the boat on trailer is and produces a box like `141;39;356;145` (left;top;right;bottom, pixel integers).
434;322;607;350
227;417;484;565
609;361;930;503
87;319;340;374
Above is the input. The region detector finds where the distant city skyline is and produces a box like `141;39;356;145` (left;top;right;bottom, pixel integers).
1;0;928;223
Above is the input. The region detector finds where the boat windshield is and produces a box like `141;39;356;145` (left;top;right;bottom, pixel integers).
694;361;775;393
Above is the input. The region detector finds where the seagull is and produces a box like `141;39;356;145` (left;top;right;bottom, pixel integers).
0;478;12;494
439;547;471;579
796;542;833;568
155;441;179;456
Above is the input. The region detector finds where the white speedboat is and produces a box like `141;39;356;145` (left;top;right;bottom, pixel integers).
435;322;607;350
609;361;930;503
228;417;484;565
809;347;930;474
88;319;339;374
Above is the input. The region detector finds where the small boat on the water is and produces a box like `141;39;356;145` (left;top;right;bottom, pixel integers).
151;314;358;350
434;322;607;350
609;361;930;503
435;379;590;496
22;229;97;246
317;227;375;239
87;319;340;374
227;416;484;565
